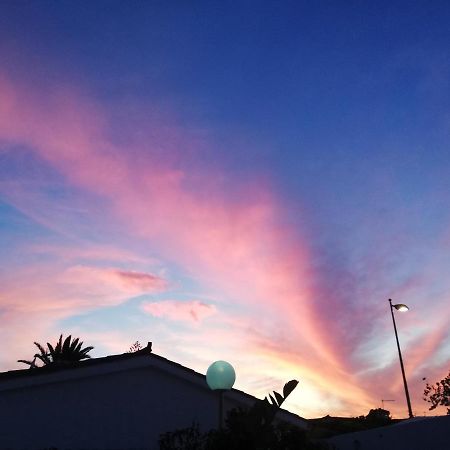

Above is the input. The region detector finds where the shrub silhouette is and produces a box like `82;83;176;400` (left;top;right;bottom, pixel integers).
18;334;94;368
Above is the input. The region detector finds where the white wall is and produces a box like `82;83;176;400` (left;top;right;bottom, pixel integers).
327;416;450;450
0;363;220;449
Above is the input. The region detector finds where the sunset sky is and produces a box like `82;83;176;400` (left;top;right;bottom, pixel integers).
1;1;449;419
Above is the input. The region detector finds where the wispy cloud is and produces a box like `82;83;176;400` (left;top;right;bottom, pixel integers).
1;71;449;419
141;300;217;323
113;269;168;293
1;264;166;316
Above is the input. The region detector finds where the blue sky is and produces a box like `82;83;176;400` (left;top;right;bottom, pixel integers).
0;1;449;418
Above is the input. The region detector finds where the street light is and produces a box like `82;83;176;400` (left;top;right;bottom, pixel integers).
389;299;413;418
206;360;236;429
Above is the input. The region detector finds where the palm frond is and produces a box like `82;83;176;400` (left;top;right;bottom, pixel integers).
34;353;51;365
62;335;72;353
80;346;94;354
34;342;47;356
17;359;34;366
47;343;55;357
70;338;80;352
22;335;94;367
55;334;63;353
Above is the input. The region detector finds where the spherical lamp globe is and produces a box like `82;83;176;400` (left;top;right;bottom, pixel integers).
206;360;236;390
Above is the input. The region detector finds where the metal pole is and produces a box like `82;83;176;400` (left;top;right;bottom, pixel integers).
389;299;413;418
218;389;224;429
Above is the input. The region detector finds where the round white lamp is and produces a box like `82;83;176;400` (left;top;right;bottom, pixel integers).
206;360;236;390
206;360;236;429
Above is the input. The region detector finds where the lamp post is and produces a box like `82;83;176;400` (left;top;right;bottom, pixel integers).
389;299;413;418
206;360;236;429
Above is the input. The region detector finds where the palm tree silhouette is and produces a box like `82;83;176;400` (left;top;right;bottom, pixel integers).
18;334;94;368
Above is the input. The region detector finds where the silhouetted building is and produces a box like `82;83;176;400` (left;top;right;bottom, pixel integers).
0;343;307;449
324;415;449;450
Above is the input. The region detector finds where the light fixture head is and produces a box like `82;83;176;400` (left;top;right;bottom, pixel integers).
206;360;236;390
393;303;409;312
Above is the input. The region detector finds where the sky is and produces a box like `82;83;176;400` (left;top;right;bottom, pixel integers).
0;1;449;419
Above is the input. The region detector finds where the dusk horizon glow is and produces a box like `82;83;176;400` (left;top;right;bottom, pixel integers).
1;1;449;419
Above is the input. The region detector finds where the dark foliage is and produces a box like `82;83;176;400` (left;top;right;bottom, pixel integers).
159;380;325;450
365;408;391;423
18;334;94;368
308;408;396;440
204;407;323;450
159;422;205;450
423;371;450;415
127;341;143;353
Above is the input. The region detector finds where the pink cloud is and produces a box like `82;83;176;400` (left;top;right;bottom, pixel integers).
114;269;167;292
0;72;380;414
0;254;167;369
1;264;166;316
1;72;449;418
61;266;167;298
141;300;217;323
